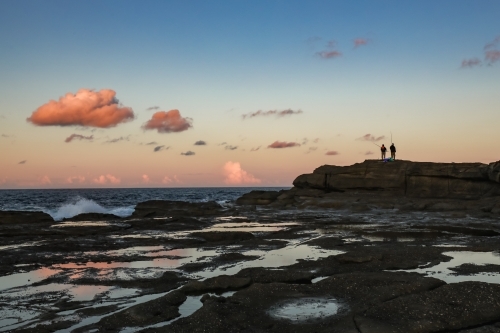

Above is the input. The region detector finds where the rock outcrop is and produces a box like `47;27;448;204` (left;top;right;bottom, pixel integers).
236;160;500;212
131;200;222;218
0;210;54;224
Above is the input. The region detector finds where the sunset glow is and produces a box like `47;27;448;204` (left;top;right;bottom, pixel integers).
1;1;499;188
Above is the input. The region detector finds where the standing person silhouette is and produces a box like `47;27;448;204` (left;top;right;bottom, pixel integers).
390;143;396;160
380;144;387;160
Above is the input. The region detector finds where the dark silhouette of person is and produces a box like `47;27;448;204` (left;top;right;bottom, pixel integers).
380;144;387;160
390;143;396;160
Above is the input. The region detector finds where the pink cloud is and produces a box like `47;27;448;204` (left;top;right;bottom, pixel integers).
316;51;342;59
93;174;121;184
484;36;500;50
223;161;261;185
66;176;85;184
40;175;52;185
142;110;192;133
353;38;369;48
356;134;385;142
268;141;301;149
27;89;134;128
162;175;181;184
461;58;482;68
65;134;93;143
306;147;318;154
242;109;302;119
325;151;339;156
485;50;500;64
142;174;150;183
326;40;337;48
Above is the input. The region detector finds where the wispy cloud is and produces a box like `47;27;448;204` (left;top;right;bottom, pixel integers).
485;50;500;64
305;147;318;154
145;141;157;145
93;174;120;184
162;175;181;184
40;175;51;185
325;151;339;156
142;110;192;133
250;146;261;152
18;160;27;165
65;134;93;143
27;89;134;128
356;134;385;142
194;140;207;146
225;145;238;150
365;151;374;155
104;136;130;144
313;138;319;143
223;161;261;185
353;38;369;48
461;58;482;68
242;109;303;119
181;151;195;156
268;141;301;149
316;50;342;59
306;36;322;47
154;145;169;152
1;134;12;138
484;36;500;50
218;142;227;146
66;176;85;184
461;36;500;68
146;106;160;111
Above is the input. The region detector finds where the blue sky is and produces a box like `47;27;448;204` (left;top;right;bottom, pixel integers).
1;1;499;188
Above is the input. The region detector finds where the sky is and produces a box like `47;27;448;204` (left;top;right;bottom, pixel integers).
0;0;499;189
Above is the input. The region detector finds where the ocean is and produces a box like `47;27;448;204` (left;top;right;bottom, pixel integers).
0;187;288;221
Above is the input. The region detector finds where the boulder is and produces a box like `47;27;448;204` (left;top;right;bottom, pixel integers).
235;190;282;205
0;210;54;224
132;200;222;218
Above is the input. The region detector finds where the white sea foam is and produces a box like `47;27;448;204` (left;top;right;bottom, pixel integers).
48;198;134;221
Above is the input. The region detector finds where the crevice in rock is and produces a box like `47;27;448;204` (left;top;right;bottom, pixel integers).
353;314;362;333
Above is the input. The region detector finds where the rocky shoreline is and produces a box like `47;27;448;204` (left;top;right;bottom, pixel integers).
1;160;500;332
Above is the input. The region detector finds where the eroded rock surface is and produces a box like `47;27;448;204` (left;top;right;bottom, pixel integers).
236;160;500;213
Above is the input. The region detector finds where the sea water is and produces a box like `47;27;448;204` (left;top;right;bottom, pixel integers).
0;187;287;221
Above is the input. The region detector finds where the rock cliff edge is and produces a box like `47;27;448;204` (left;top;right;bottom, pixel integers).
236;160;500;213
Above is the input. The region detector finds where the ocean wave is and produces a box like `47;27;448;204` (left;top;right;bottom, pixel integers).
47;197;134;221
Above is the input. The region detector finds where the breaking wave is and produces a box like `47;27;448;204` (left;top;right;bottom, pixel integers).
47;197;135;221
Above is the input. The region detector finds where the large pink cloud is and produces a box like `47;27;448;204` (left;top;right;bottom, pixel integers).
268;141;301;149
142;110;192;133
242;109;302;119
223;161;261;185
65;134;93;143
27;89;134;128
356;134;385;142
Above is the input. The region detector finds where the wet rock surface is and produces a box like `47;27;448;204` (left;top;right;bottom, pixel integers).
1;198;500;332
